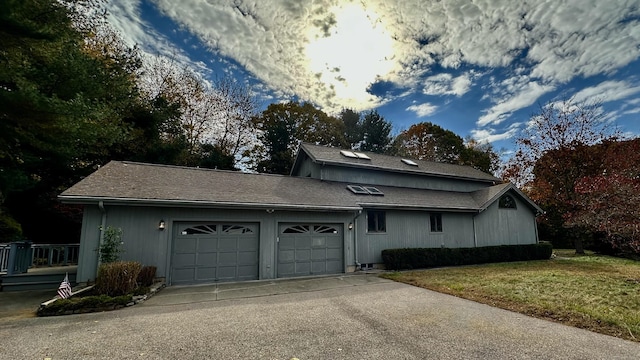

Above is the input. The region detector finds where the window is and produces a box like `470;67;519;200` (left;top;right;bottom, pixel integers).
282;225;311;234
499;195;517;209
182;224;217;235
367;211;386;233
222;225;254;234
430;214;443;232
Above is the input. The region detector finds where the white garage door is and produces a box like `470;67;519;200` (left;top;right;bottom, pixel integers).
171;223;259;285
278;223;343;278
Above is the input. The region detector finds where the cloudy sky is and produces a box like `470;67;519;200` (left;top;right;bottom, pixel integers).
104;0;640;151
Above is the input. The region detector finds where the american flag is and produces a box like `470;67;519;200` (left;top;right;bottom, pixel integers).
57;273;72;299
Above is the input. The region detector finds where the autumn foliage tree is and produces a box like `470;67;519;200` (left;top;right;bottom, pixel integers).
503;98;619;253
393;122;499;173
564;139;640;255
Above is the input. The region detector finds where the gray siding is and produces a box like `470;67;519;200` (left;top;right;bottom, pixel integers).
355;210;475;264
77;205;354;283
474;196;538;247
320;165;489;192
76;206;102;283
294;155;321;178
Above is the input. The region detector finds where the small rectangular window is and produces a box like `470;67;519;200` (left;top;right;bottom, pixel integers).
367;210;386;233
430;213;443;232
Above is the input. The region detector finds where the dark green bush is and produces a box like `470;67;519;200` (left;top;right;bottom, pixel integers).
96;261;142;297
382;243;553;270
38;294;133;316
136;265;157;287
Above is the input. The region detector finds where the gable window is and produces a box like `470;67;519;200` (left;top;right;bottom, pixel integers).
367;210;386;233
430;213;443;232
499;195;517;209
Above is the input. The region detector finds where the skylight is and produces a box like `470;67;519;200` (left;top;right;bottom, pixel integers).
347;184;384;196
340;150;358;158
364;186;384;196
347;184;369;194
340;150;371;160
401;158;418;166
353;152;371;160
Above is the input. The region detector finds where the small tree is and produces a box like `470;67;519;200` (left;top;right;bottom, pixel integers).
99;226;124;263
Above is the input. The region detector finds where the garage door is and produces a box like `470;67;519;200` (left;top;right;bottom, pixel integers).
278;223;343;278
171;223;259;285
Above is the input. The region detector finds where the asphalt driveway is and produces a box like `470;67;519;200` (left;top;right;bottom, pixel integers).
0;274;638;359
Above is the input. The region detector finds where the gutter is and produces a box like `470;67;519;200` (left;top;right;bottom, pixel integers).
59;196;360;212
357;203;478;212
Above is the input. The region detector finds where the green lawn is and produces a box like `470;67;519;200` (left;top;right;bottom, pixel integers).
381;249;640;342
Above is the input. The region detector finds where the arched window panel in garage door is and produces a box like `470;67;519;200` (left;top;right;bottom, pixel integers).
281;224;339;234
222;224;255;234
282;225;311;234
314;225;339;234
181;224;218;235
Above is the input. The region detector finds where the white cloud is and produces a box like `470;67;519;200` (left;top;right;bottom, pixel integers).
406;103;438;117
422;73;473;97
477;79;555;126
572;80;640;105
471;125;520;144
105;0;640;121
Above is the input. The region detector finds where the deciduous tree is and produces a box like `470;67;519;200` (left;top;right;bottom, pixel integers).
252;101;346;174
565;139;640;255
503;98;619;253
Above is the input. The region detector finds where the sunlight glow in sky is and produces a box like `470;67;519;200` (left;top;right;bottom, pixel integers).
305;4;395;107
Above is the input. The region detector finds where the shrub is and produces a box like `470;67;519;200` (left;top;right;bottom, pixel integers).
137;265;157;287
96;261;142;297
382;243;553;270
38;294;133;316
99;226;124;263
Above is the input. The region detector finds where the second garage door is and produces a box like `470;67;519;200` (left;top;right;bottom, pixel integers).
278;223;343;278
171;223;259;285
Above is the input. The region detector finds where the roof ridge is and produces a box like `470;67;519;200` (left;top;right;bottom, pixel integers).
115;160;292;179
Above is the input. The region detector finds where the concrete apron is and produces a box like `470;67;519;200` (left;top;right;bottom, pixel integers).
143;272;390;306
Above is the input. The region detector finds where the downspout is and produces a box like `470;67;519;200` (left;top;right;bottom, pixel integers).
98;201;107;267
472;212;478;248
350;209;363;269
534;212;540;243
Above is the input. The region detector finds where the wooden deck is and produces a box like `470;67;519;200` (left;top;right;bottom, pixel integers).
1;266;78;291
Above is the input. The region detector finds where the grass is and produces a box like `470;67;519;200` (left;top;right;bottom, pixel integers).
381;249;640;342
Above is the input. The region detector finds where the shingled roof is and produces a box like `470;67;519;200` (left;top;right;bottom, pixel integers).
59;161;519;212
293;143;500;183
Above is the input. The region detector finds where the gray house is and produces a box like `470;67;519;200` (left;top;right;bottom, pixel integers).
60;143;543;285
